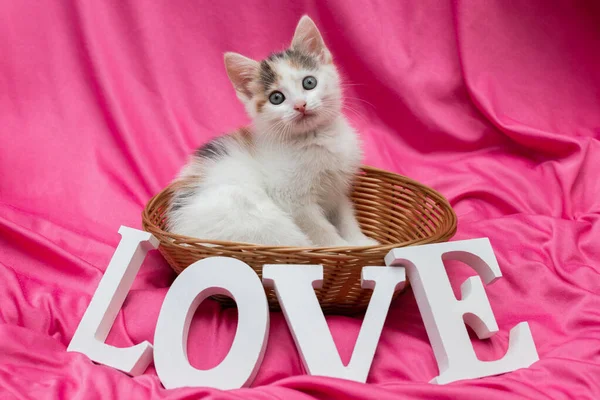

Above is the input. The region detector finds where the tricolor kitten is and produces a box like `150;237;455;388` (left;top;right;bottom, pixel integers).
166;16;378;247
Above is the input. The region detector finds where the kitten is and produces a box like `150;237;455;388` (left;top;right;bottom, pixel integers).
166;16;378;247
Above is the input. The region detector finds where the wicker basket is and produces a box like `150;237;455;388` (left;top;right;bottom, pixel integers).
142;165;457;315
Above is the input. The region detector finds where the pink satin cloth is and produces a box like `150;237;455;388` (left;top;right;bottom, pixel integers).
1;1;600;399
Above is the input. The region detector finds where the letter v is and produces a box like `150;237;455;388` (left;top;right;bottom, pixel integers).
263;265;406;382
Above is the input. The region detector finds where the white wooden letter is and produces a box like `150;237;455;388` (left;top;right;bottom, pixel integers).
67;226;158;375
154;257;269;390
385;238;539;384
263;264;406;382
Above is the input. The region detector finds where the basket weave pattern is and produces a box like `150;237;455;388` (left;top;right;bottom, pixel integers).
142;166;457;314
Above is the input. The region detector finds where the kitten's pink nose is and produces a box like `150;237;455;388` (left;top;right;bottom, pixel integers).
294;101;307;114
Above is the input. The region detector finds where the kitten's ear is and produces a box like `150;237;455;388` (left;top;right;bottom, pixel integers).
291;16;331;63
224;52;259;98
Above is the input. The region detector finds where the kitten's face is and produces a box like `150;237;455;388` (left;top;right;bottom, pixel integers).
224;16;342;136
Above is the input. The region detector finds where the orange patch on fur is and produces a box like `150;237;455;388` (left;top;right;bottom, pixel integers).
288;57;300;69
256;98;266;113
171;173;202;192
232;127;254;151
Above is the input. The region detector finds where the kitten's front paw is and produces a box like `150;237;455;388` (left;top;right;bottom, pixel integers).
351;236;379;247
332;238;351;247
317;237;350;247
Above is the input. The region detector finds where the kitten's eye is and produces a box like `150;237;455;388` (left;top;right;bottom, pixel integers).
269;91;285;105
302;76;317;90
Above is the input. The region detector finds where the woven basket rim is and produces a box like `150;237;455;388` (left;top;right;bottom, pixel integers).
142;165;457;253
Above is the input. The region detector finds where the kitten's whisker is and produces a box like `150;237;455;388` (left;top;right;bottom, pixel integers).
343;96;376;110
342;105;368;119
262;119;288;149
317;99;366;121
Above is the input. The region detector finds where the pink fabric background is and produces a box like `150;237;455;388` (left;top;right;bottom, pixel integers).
1;1;600;398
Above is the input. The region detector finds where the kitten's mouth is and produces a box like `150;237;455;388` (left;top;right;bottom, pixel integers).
294;112;316;122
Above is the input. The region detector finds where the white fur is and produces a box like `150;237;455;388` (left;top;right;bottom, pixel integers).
166;17;377;247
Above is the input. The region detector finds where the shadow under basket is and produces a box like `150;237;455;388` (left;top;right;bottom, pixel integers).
142;165;457;315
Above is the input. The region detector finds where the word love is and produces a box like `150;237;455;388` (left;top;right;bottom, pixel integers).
67;227;539;390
